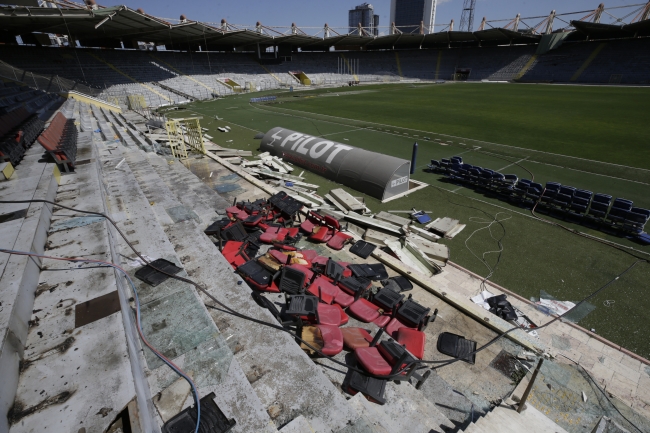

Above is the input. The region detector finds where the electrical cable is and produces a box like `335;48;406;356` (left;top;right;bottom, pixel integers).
558;354;644;433
0;248;201;433
1;199;646;380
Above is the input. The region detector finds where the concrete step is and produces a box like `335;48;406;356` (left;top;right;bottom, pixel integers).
278;415;316;433
0;146;58;433
416;368;479;429
93;139;279;433
339;394;392;433
9;141;137;433
465;404;569;433
142;152;221;224
164;205;359;432
150;153;231;214
119;146;205;228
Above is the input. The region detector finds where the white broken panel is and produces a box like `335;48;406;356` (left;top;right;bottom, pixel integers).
426;217;462;238
375;211;411;227
330;188;366;212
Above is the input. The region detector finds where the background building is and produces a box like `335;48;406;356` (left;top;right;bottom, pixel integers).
390;0;437;34
349;3;380;36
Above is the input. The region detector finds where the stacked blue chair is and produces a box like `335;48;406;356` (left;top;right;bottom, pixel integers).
587;194;612;220
426;157;650;238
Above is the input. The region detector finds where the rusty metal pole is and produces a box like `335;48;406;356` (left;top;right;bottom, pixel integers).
518;358;543;413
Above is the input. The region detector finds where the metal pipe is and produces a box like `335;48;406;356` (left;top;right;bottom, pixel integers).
410;142;418;174
517;358;543;413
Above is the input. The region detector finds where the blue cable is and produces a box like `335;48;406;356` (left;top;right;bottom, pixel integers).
0;248;201;433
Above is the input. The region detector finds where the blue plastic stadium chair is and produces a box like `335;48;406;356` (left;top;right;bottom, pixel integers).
574;189;593;202
569;197;590;216
513;179;531;200
427;160;441;172
607;198;633;225
588;194;611;220
525;182;544;203
622;210;649;233
553;193;573;210
451;156;463;165
540;182;561;206
558;186;576;197
503;174;518;186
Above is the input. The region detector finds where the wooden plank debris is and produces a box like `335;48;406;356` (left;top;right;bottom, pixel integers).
408;225;441;242
406;235;449;266
324;194;349;215
330;188;366;213
385;238;440;277
426;217;459;233
365;229;400;246
375;211;410;227
339;212;403;235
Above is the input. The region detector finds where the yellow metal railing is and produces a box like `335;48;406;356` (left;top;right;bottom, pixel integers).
165;119;188;159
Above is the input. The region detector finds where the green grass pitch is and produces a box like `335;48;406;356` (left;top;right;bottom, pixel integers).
167;82;650;359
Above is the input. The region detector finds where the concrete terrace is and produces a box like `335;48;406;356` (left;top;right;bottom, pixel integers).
1;99;649;433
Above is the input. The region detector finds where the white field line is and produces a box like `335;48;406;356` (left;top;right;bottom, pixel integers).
497;157;529;172
250;103;650;185
254;102;650;174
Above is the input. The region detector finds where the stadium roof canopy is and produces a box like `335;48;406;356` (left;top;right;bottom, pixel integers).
570;19;650;39
0;4;643;51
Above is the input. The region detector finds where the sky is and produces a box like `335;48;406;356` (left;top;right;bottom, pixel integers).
99;0;645;34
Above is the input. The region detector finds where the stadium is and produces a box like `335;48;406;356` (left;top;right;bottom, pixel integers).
0;0;649;432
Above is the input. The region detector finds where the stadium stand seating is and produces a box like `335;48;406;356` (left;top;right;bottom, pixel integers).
520;38;650;84
1;38;649;109
0;81;63;167
428;156;650;237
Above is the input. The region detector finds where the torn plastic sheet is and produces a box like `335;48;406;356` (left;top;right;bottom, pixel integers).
535;290;596;323
153;335;234;390
139;289;221;371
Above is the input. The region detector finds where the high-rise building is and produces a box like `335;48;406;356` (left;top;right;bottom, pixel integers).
349;3;379;36
390;0;437;34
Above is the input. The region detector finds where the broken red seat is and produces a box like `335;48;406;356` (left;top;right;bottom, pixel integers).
301;325;343;356
288;263;313;283
242;214;264;227
300;250;319;262
308;225;335;243
341;328;373;351
347;298;391;327
259;227;299;244
311;256;329;267
397;328;426;360
305;303;348;326
307;275;339;304
385;317;417;339
237;260;273;291
327;232;354;250
333;288;355;308
317;325;344;356
225;206;249;220
354;347;392;376
260;227;289;243
300;211;326;233
377;340;418;372
268;249;290;265
221;241;248;269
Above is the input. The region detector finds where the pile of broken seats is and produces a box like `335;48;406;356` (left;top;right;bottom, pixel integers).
206;199;436;404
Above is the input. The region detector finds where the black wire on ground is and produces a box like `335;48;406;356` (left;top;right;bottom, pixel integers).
1;199;646;380
559;354;645;433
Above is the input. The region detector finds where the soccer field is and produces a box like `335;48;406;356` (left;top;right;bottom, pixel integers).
168;82;650;358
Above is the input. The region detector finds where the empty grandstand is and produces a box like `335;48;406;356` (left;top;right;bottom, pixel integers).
1;1;650;433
